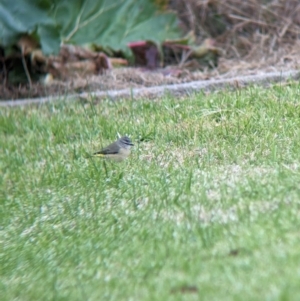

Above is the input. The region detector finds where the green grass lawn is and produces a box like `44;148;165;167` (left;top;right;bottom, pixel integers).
1;83;300;300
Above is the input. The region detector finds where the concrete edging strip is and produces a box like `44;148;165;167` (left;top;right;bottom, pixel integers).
1;70;299;107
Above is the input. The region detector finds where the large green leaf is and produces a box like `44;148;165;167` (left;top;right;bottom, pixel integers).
0;0;59;53
0;0;181;56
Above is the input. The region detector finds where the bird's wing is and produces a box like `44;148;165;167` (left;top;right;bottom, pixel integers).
93;143;118;155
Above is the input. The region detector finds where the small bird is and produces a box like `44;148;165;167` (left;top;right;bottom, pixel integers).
93;136;134;162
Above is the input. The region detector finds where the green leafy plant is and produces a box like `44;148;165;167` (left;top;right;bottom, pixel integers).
0;0;181;56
